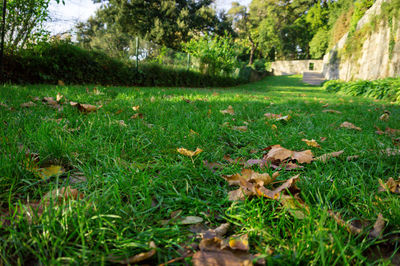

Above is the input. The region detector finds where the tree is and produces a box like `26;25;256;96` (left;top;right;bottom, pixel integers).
184;34;239;76
228;2;258;65
249;0;320;60
4;0;63;52
86;0;223;50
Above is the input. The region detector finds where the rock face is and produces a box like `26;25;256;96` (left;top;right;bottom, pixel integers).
322;0;400;81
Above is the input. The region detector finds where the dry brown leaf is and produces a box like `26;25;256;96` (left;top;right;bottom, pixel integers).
115;109;123;115
132;105;140;111
256;175;300;199
202;223;230;239
130;113;144;119
58;80;65;86
379;112;390;121
384;127;400;136
108;241;156;264
220;105;235;115
322;103;329;108
264;113;282;119
320;137;327;142
302;139;321;148
369;213;385;239
117;120;127;127
150;96;156;102
315;150;344;163
292;150;313;164
244;159;268;168
346;155;359;161
179;216;204;225
177;147;203;157
340;122;361;131
322;109;342;114
69;101;78;106
232;126;248;132
193;234;262;266
77;103;101;113
381;148;400;156
378;177;400;194
264;145;293;162
20;101;36;108
222;169;276;187
328;211;364;235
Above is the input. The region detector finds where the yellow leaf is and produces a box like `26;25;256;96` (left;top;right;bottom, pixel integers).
37;165;64;179
301;139;321;148
177;147;203;157
132;106;140;111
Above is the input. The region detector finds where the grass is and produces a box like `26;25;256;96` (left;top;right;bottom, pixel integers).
0;75;399;264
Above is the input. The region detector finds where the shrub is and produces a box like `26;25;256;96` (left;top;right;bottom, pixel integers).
3;41;245;87
324;78;400;102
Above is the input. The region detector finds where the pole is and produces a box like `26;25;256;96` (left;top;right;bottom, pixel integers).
135;36;139;72
0;0;7;83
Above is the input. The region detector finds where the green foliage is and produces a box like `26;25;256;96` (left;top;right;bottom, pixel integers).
79;0;230;50
3;41;243;87
309;28;330;59
4;0;63;51
251;58;271;72
324;78;400;102
184;34;239;76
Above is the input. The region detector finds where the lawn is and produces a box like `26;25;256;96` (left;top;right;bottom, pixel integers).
0;75;399;265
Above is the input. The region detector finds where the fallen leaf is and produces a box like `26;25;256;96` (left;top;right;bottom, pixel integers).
323;109;342;114
193;233;262;266
292;150;313;164
115;109;123;115
346;155;359;161
322;103;329;108
328;211;364;235
276;115;291;121
220;106;235;115
302;139;320;148
340;122;361;131
37;165;65;179
315;150;344;163
320;137;327;142
132;106;140;111
179;216;204;225
222;169;276;187
203;161;223;171
58;80;65;86
202;223;230;239
108;241;156;264
228;234;249;251
368;213;385;239
177;147;203;157
117;120;127;127
264;145;313;165
150;96;156;102
56;93;63;102
77;103;101;113
381;148;400;156
190;129;199;135
264;113;282;119
379;112;390;121
378;177;400;194
384;127;400;136
130;113;144;119
232;126;248;132
20;101;36;108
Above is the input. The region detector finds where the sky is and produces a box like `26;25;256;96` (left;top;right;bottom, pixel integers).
47;0;252;35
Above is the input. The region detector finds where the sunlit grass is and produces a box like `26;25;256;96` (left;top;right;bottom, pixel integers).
0;75;399;264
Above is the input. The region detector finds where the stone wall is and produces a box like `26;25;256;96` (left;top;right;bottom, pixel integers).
322;0;400;81
271;60;324;75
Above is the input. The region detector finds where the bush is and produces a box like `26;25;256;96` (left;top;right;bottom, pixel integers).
3;41;245;87
324;78;400;102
